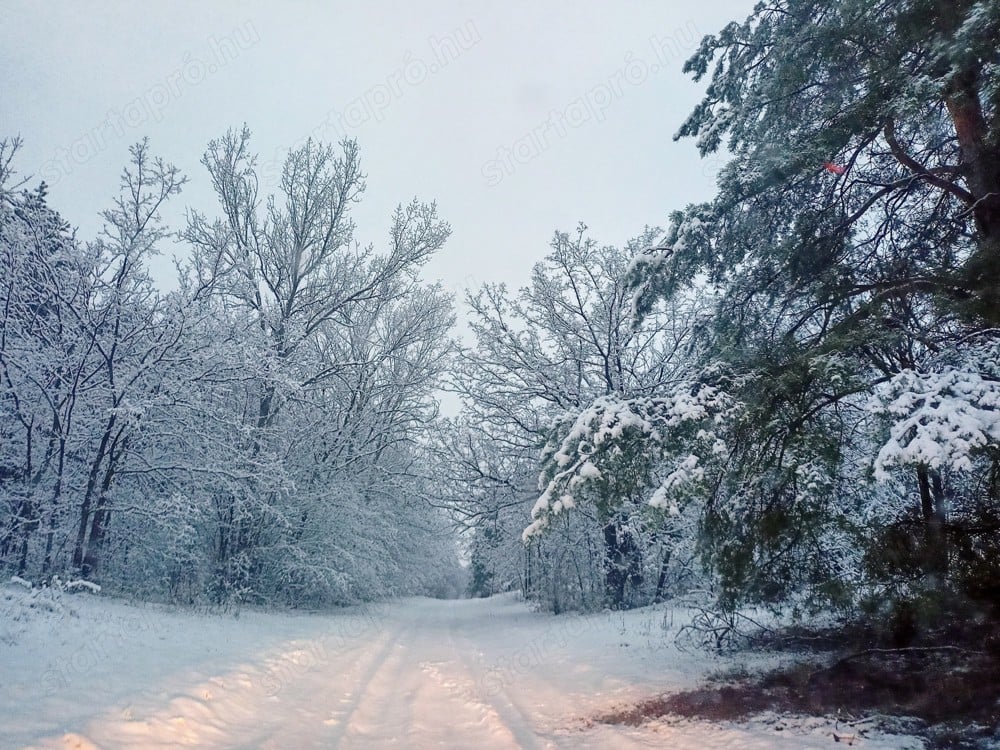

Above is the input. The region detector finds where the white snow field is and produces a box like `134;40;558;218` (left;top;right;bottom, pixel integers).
1;586;923;749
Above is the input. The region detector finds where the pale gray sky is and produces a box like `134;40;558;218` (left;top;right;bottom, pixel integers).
1;1;748;297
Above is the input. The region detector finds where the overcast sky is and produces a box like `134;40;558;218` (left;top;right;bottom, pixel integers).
1;1;749;299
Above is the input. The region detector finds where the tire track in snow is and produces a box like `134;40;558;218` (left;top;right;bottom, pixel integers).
322;619;414;746
324;598;547;748
442;600;547;750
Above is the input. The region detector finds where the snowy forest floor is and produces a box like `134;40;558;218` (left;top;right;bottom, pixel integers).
1;583;936;749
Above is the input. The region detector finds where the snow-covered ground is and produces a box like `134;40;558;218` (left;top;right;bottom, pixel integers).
1;583;923;749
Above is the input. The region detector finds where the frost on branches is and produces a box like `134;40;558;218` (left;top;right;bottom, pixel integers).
873;339;1000;481
524;380;736;540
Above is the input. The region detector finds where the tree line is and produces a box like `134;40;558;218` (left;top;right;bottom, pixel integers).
0;130;463;606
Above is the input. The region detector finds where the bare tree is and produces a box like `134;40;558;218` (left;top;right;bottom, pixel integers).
183;127;453;599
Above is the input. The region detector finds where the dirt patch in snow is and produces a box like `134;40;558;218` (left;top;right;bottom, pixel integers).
597;631;1000;747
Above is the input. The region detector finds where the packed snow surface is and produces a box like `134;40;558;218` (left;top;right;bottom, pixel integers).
1;586;923;749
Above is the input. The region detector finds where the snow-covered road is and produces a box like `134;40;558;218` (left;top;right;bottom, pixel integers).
2;591;922;749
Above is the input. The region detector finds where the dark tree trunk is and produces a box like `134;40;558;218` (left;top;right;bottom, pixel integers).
654;546;672;602
944;66;1000;323
73;417;115;571
917;466;949;580
603;520;642;608
42;436;67;575
80;450;118;578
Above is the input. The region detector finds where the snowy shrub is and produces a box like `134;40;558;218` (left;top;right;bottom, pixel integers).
873;341;1000;480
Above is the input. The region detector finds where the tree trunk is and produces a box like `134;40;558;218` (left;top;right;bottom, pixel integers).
72;417;115;571
654;545;672;602
944;67;1000;323
917;466;948;581
41;436;67;575
603;519;642;608
80;449;119;578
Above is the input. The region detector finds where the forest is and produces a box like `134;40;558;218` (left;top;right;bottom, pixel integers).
2;0;999;650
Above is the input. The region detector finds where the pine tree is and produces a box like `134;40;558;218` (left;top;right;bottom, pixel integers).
627;0;1000;612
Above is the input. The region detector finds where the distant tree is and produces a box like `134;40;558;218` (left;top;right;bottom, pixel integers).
452;225;706;609
0;138;86;576
0;138;188;581
70;141;186;578
183;126;454;602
